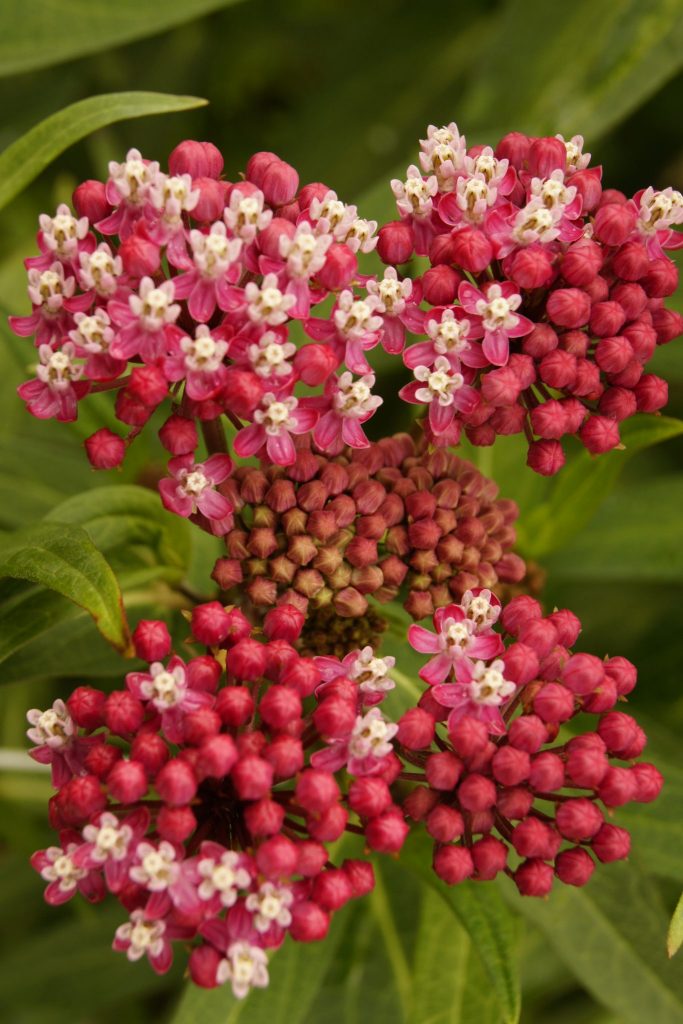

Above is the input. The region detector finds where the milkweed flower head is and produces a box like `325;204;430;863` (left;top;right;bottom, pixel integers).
27;609;403;995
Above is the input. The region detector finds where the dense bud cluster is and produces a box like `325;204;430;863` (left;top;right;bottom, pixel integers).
27;610;403;996
219;432;525;621
16;127;671;1000
398;590;662;894
387;125;682;473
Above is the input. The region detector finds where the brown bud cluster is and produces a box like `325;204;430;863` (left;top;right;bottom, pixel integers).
216;434;526;621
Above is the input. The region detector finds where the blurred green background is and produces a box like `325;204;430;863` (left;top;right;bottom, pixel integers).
1;2;683;1022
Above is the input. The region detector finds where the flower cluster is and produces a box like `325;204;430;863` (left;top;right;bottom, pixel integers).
216;432;525;621
10;142;391;533
381;125;683;473
396;589;662;894
28;607;405;996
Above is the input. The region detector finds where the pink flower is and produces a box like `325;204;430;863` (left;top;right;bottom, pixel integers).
9;262;90;346
305;289;383;373
244;272;297;325
224;187;273;242
99;148;161;239
171;223;243;321
146;172;199;262
265;221;333;318
312;372;383;454
163;325;230;400
315;647;396;705
433;657;517;735
159;453;233;533
399;356;479;435
216;940;269;999
108;276;181;362
233;393;318;465
126;656;213;742
404;307;486;371
17;343;89;422
77;243;124;299
633;186;683;257
129;839;200;918
391;165;438;253
26;698;92;786
112;910;173;974
69;308;126;381
419;123;467;192
408;602;504;685
458;280;533;365
31;836;104;905
366;267;418;355
26;202;91;270
191;842;252;913
311;707;398;776
75;809;150;892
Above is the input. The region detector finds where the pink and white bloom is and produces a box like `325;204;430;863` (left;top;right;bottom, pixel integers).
78;243;124;299
339;215;378;254
366;267;417;354
126;656;213;742
458;280;533;366
26;699;89;786
194;843;251;909
9;262;89;346
315;646;396;705
233;392;318;465
439;173;499;227
246;330;296;381
312;372;383;454
69;308;126;381
275;221;333;318
633;186;683;256
419;123;467;192
433;658;517;735
75;809;149;892
216;940;269;999
18;342;88;422
31;838;104;905
159;453;233;534
404;307;485;371
108;276;181;362
29;203;90;268
391;165;438;252
113;910;173;974
399;356;479;435
312;707;398;776
172;223;243;322
556;133;591;173
245;881;293;933
306;290;383;373
100;148;161;239
409;603;504;685
224;187;273;242
164;325;230;400
244;273;297;325
308;190;356;239
147;173;199;262
461;588;502;630
464;147;515;194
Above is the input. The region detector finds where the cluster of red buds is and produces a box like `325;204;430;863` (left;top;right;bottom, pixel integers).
14;127;673;998
27;606;406;996
380;126;683;473
396;590;662;893
216;433;525;623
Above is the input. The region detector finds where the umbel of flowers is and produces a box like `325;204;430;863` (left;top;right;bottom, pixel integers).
28;607;406;996
14;124;679;999
396;589;662;893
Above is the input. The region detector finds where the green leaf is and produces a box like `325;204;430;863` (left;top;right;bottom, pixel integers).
546;475;683;581
0;1;242;77
668;892;683;958
171;912;347;1024
0;91;207;211
505;861;683;1024
0;523;130;653
520;416;683;558
398;832;521;1023
458;0;683;140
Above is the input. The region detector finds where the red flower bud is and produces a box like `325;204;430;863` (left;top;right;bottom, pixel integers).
365;809;409;853
591;822;631;862
512;818;561;859
85;428;126;469
556;798;603;841
433;844;474;885
528;136;566;177
119;231;161;277
529;751;565;791
348;776;392;818
169;140;224;179
594;202;637;246
397;707;435;749
425;751;464;790
155;759;197;806
546;288;591;328
471;835;508;880
105;690;144;736
256;834;299;879
226;637;267;681
533;682;575;723
189;944;221;988
492;746;530;786
377;220;414;264
316;243;357;291
450;227;493;272
107;759;147;803
458;773;496;811
289;901;330;942
127;365;167;407
191;177;227;222
158;414;198;455
506;245;554;289
579;415;620;454
67;686;106;729
131;732;169;777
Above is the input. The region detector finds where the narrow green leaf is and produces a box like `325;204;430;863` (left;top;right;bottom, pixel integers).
0;523;130;653
398;832;521;1023
459;0;683;140
668;892;683;958
0;91;207;211
0;1;241;76
171;913;346;1024
521;415;683;558
505;861;683;1024
412;888;470;1024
